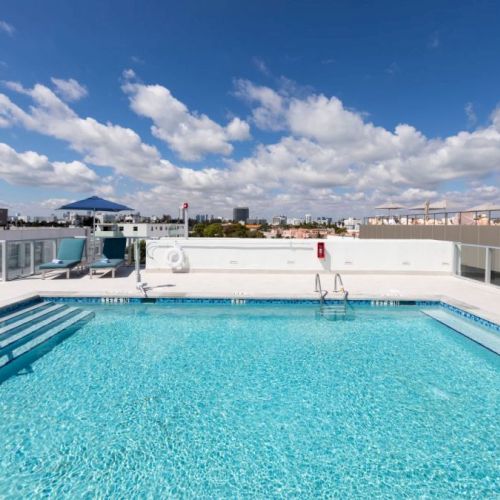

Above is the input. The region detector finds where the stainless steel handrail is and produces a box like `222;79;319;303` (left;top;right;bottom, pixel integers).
333;272;349;312
314;273;328;303
316;272;350;318
333;272;344;292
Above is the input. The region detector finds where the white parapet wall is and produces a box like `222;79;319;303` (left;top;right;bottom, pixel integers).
0;227;87;241
146;237;455;274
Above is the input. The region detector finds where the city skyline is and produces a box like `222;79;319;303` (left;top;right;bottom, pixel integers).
0;1;499;218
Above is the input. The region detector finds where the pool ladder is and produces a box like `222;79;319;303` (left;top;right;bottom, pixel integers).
315;273;349;319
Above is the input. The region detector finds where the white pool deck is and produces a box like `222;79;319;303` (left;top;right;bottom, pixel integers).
1;267;499;326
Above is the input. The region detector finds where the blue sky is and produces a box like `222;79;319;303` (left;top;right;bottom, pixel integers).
0;0;499;218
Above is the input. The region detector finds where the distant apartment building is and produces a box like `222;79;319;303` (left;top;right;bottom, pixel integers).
305;214;312;224
267;227;333;239
95;213;116;224
32;215;58;223
272;215;287;226
343;217;361;231
11;214;31;224
0;208;8;226
96;222;183;239
122;212;142;224
287;217;304;226
233;207;249;222
59;211;89;225
195;214;210;223
317;217;332;225
247;218;268;225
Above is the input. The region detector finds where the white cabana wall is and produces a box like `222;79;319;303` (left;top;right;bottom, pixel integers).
146;238;455;274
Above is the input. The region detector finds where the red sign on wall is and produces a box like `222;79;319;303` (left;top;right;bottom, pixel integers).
317;242;325;259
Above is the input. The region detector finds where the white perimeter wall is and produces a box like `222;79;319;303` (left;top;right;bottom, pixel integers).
0;227;87;241
146;238;455;274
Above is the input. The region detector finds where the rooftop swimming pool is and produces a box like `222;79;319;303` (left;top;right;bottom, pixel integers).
0;301;498;498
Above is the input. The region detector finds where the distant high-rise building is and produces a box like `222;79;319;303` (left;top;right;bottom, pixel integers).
305;214;312;224
195;214;209;223
0;208;7;226
272;215;287;226
233;207;249;222
316;217;332;225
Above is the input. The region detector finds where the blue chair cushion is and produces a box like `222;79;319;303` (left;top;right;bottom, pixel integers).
56;238;86;261
101;238;127;260
89;258;124;269
39;238;85;272
39;260;81;270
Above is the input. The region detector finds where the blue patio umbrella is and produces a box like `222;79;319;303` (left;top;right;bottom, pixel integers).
59;195;132;213
59;196;133;261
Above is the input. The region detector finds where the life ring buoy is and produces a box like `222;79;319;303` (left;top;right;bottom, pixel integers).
166;246;185;269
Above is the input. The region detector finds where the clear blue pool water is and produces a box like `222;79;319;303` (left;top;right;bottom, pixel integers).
0;304;498;498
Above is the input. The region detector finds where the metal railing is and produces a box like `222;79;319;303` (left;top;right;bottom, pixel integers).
0;236;101;281
315;272;349;303
455;243;500;287
364;209;500;226
315;272;350;319
333;272;344;292
0;236;88;281
314;274;328;303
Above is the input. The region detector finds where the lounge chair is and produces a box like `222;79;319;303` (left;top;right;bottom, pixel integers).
39;238;86;279
89;237;126;278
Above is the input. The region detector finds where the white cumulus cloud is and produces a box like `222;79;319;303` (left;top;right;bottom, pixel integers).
234;79;286;131
236;80;500;191
0;20;14;36
51;78;88;102
0;81;180;183
0;143;98;190
0;74;499;217
122;74;250;161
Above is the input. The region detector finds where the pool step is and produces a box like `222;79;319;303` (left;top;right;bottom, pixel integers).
421;308;500;355
0;306;79;351
0;301;52;326
0;301;94;371
318;303;348;320
0;303;67;337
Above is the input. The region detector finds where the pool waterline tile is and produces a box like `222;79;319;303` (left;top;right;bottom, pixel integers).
34;295;500;333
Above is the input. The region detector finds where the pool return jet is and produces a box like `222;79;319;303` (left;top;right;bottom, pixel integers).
314;272;349;320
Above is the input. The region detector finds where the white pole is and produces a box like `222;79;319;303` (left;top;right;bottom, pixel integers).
184;206;188;239
92;208;96;263
485;247;492;284
456;243;462;276
1;240;7;281
135;238;141;283
29;241;35;275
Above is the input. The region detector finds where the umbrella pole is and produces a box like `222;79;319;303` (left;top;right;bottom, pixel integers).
135;238;140;283
92;209;96;263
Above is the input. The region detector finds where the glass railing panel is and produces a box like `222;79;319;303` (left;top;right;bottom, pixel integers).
34;240;55;270
460;245;486;282
7;241;32;280
491;248;500;287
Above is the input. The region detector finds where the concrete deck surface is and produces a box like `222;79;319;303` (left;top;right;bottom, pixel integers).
0;267;499;325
